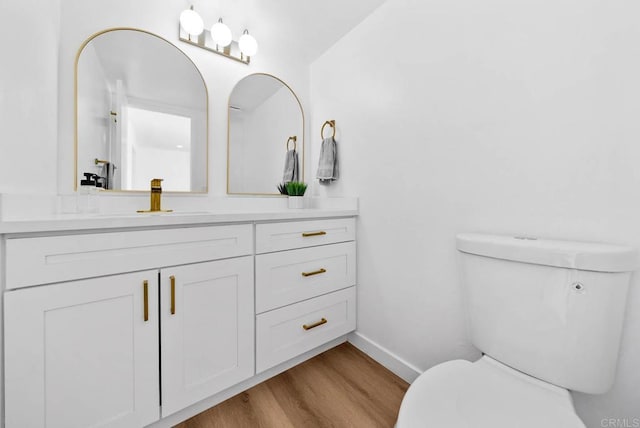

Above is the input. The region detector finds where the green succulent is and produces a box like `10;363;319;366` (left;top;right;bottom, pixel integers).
285;181;307;196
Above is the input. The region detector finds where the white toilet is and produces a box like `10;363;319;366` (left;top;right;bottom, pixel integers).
396;233;637;428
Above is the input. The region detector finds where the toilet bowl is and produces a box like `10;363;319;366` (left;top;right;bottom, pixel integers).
396;233;636;427
396;356;585;428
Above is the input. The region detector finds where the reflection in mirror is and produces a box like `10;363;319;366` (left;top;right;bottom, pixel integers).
76;28;208;192
227;73;304;195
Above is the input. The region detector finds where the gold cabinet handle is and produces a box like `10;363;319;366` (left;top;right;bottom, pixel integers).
170;275;176;315
143;280;149;322
302;231;327;237
301;268;327;277
303;318;327;331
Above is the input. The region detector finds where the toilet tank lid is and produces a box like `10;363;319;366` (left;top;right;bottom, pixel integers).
456;233;638;273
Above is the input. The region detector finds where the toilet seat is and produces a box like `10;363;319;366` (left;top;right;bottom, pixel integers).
396;356;586;428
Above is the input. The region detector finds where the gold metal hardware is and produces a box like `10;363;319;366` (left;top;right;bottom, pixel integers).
143;280;149;322
137;178;173;213
170;275;176;315
94;158;109;165
321;120;336;139
303;318;327;331
150;178;163;211
302;268;327;277
286;136;297;151
302;231;327;237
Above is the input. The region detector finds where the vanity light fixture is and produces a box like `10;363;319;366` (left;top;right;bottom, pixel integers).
178;7;258;65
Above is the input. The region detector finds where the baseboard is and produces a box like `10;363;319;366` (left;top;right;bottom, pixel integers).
347;331;422;384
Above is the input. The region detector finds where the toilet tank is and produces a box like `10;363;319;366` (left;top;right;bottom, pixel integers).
457;233;636;394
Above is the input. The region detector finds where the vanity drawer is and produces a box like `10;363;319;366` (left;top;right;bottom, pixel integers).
255;217;356;254
5;224;253;289
255;286;356;373
256;242;356;313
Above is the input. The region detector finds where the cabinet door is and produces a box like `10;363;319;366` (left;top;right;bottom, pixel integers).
161;256;254;417
4;271;160;428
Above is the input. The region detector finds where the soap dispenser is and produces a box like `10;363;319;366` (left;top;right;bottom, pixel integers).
78;172;99;214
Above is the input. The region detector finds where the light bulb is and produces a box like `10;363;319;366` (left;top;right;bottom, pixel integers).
239;30;258;57
179;6;204;36
211;18;232;47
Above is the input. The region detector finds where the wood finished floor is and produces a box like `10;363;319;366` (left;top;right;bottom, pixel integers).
175;343;409;428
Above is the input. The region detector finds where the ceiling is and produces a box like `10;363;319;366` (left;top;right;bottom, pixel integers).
187;0;388;63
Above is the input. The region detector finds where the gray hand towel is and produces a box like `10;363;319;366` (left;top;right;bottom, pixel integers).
316;137;339;183
283;149;299;183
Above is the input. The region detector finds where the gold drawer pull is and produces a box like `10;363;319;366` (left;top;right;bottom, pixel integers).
170;275;176;315
303;318;327;331
302;268;327;277
302;231;327;237
143;280;149;322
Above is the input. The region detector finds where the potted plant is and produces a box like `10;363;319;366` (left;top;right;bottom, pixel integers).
277;183;288;195
285;181;307;209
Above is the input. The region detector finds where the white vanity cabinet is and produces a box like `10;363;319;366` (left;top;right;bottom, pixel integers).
4;271;160;428
3;224;254;428
1;213;358;428
255;218;357;373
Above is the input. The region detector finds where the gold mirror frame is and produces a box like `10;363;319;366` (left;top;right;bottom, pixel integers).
226;73;305;196
74;27;209;193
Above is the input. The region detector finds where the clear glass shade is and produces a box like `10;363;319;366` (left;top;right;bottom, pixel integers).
179;8;204;36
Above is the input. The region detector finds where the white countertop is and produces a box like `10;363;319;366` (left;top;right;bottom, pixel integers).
0;208;358;235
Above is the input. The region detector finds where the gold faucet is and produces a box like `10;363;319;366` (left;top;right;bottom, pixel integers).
137;178;173;213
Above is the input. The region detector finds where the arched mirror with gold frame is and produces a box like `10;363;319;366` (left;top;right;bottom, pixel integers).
75;28;208;192
227;73;304;195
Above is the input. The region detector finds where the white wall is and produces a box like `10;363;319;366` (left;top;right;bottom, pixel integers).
0;1;61;423
310;0;640;425
0;0;60;195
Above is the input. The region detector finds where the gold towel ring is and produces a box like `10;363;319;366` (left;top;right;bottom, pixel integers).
286;136;297;151
321;120;336;139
